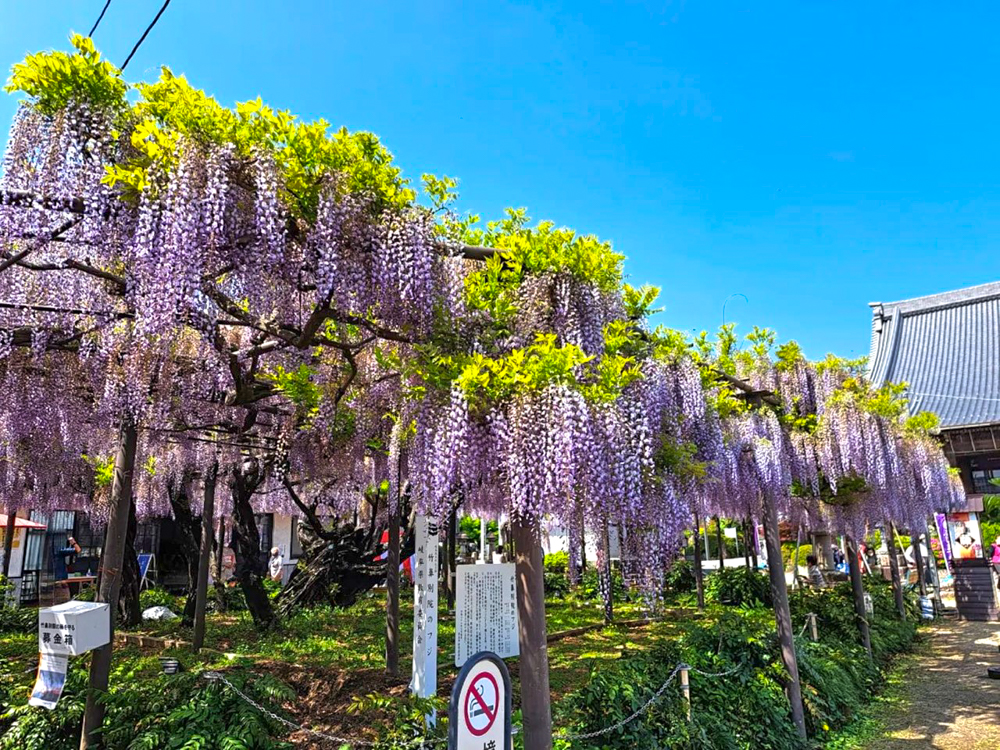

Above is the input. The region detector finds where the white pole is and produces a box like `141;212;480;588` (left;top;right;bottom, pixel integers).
680;666;691;720
479;516;487;563
409;515;440;725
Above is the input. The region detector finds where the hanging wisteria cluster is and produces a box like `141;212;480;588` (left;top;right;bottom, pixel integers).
696;352;966;540
0;35;968;610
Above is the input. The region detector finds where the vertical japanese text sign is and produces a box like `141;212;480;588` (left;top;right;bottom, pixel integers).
409;515;440;710
454;563;519;667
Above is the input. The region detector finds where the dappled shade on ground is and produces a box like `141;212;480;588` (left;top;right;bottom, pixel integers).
867;620;1000;750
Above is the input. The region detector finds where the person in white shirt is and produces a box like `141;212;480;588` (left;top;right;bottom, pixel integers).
267;547;284;583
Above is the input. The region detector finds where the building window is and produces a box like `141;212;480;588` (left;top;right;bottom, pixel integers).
972;469;1000;494
134;521;161;555
290;518;303;559
255;513;274;568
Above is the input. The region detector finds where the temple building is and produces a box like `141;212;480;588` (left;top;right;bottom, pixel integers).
868;280;1000;620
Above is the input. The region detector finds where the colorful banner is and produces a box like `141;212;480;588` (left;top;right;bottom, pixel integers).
934;513;952;573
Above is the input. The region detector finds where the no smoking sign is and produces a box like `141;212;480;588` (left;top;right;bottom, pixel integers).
449;652;511;750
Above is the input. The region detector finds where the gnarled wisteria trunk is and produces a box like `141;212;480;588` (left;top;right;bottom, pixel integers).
193;464;217;653
846;535;873;659
118;503;142;628
692;510;705;610
887;522;906;619
80;420;137;750
760;491;806;740
230;462;273;629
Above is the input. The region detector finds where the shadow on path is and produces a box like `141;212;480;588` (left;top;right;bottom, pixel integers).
872;620;1000;750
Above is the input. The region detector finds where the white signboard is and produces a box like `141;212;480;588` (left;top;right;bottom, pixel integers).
449;652;512;750
454;564;519;667
409;515;440;704
38;601;110;656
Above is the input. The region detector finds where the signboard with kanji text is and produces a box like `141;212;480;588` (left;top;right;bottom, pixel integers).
454;564;519;668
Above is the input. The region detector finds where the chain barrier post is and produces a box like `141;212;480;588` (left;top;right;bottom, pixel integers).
808;613;818;642
679;665;691;720
208;661;744;746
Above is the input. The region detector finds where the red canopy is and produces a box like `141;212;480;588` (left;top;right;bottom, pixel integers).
0;514;46;530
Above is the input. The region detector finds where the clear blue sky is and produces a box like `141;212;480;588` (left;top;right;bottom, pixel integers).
3;1;998;359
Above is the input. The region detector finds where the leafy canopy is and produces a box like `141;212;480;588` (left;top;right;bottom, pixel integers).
7;35;414;219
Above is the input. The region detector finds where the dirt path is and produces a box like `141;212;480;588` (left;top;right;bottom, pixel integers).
871;620;1000;750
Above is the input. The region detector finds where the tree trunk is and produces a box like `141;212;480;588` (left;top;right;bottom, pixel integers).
164;479;200;627
276;518;407;615
2;506;16;579
715;516;725;569
742;519;751;569
578;508;587;572
214;517;227;610
600;520;613;624
80;419;138;750
750;521;759;570
791;525;803;590
692;511;705;611
887;522;906;619
117;502;142;628
230;461;273;629
513;516;552;750
215;518;225;580
924;520;941;603
446;509;457;610
386;488;400;675
760;492;807;740
846;535;873;659
193;463;217;652
912;528;928;597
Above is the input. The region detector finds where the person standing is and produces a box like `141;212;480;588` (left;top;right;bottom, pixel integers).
267;547;284;584
53;536;81;582
807;554;827;588
52;536;81;604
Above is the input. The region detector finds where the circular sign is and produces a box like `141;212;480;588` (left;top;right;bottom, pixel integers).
463;671;499;737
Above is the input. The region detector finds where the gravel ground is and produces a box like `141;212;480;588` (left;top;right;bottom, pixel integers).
871;619;1000;750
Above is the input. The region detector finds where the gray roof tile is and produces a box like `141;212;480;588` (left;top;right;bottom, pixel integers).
868;282;1000;428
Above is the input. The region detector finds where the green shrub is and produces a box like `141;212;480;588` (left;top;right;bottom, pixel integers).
545;550;570;574
781;543;813;571
0;577;34;634
557;582;922;749
138;587;180;611
706;567;772;608
663;559;697;595
0;663;294;750
214;583;248;611
789;579;918;665
346;692;447;749
544;551;571;598
559;614;803;749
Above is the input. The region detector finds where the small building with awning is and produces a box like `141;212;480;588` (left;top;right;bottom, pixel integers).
0;512;47;603
868;280;1000;619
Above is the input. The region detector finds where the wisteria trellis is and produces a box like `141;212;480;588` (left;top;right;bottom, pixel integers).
0;36;964;601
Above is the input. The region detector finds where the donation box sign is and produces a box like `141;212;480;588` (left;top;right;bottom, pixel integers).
454;564;519;668
38;601;110;656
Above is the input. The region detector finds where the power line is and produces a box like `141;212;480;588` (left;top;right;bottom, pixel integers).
120;0;171;72
88;0;112;38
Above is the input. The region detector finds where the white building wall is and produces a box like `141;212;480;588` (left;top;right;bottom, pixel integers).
0;522;28;604
270;513;300;584
541;524;620;563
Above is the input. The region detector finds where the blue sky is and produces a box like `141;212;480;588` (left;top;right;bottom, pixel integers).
2;1;998;359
